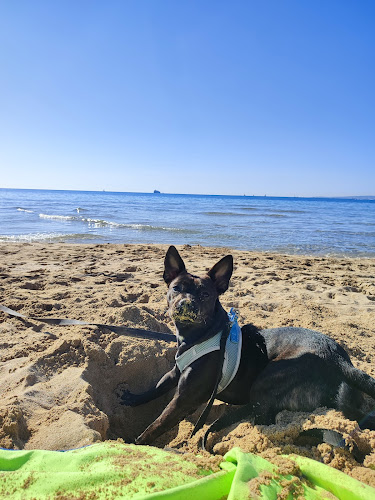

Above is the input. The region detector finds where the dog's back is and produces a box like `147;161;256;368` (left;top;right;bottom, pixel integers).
261;326;351;362
219;326;375;428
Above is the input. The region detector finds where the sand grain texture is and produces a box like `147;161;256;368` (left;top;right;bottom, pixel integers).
1;243;375;485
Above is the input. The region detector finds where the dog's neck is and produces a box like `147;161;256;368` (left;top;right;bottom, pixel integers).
174;301;229;355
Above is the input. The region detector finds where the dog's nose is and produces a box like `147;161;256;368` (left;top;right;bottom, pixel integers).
176;298;197;314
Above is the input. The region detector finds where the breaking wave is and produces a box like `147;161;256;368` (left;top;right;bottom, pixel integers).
0;233;101;243
38;214;196;233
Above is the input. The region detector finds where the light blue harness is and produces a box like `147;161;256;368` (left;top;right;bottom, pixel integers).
175;308;242;393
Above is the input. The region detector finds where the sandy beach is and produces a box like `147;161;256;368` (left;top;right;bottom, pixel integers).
1;243;375;485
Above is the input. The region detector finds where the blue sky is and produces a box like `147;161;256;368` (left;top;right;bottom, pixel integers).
0;1;374;196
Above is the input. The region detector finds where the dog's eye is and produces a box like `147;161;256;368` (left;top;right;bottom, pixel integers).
172;285;181;293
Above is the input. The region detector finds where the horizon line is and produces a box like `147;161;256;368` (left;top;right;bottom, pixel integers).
1;186;374;200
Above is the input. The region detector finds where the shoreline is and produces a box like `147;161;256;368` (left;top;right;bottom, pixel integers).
1;242;375;485
1;240;375;260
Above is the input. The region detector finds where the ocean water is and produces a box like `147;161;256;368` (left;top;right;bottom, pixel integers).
0;188;374;257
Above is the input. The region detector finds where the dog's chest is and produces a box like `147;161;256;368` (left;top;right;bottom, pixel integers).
175;319;242;393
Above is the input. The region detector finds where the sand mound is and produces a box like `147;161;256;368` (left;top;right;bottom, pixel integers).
1;243;375;486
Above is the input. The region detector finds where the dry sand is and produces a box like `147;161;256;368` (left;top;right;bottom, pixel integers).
1;243;375;485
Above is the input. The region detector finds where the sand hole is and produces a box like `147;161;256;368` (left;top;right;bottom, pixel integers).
81;338;177;443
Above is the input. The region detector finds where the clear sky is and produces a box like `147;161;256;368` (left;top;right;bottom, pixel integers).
0;1;374;197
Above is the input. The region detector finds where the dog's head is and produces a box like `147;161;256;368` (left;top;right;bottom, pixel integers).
163;246;233;331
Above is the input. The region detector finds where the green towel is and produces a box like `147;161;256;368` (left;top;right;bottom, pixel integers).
0;442;374;499
0;442;232;500
224;448;375;500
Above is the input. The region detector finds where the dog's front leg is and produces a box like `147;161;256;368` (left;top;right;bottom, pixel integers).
120;365;179;407
135;394;194;445
135;360;217;445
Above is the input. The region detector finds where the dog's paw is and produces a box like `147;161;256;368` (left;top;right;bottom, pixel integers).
119;389;140;407
135;433;148;445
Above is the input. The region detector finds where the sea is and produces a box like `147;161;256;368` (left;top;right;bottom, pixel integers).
1;188;375;257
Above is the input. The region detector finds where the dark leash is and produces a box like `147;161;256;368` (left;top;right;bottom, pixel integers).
0;304;176;342
190;322;231;441
297;428;365;463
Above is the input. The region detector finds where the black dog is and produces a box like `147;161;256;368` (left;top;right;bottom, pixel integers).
120;246;375;446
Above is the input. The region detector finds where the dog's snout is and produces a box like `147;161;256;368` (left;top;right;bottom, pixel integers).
171;296;200;323
177;297;197;313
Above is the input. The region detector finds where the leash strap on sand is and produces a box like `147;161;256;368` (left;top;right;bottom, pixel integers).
190;321;231;440
0;304;176;342
298;428;365;463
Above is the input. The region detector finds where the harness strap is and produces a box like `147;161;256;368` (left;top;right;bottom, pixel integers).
176;309;242;393
190;322;230;438
218;319;242;393
175;331;221;373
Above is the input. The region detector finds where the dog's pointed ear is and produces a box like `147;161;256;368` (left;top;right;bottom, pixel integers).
163;246;186;285
208;255;233;295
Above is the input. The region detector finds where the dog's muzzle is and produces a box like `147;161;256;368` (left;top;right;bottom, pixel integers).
172;299;199;322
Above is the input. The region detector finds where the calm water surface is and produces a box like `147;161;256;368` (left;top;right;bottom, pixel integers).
0;188;374;257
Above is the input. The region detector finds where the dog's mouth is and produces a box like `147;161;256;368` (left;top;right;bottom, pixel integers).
172;311;199;323
170;303;202;324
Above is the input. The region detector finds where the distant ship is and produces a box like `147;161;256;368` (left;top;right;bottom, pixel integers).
153;190;161;194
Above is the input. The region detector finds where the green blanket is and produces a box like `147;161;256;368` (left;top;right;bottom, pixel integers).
0;442;374;499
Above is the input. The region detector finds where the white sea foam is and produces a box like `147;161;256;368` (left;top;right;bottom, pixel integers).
39;214;117;226
82;219;185;232
0;232;100;242
39;214;77;221
125;223;191;232
17;208;34;213
37;214;186;233
83;217;120;227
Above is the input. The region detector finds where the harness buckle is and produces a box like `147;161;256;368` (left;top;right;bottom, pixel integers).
228;307;238;323
228;308;239;343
